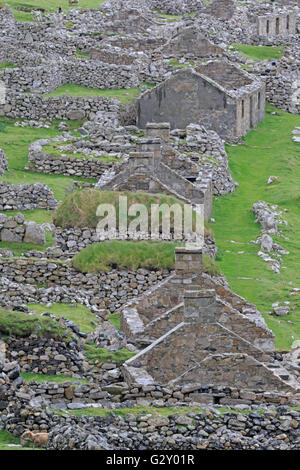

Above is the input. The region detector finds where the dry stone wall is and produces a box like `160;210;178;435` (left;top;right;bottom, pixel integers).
0;181;57;211
0;148;8;176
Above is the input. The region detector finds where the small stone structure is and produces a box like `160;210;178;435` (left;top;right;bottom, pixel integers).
136;62;265;141
121;246;299;393
257;11;297;38
99;125;213;220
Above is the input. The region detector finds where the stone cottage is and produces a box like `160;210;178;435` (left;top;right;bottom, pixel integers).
121;247;299;393
136;61;265;141
98;127;212;221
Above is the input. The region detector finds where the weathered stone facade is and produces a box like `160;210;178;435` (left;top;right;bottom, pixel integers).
121;247;299;394
99;132;212;221
136;62;265;141
257;11;297;38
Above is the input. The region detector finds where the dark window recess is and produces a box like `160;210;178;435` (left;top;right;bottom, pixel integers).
242;100;245;118
266;20;269;34
258;92;261;110
276;17;280;35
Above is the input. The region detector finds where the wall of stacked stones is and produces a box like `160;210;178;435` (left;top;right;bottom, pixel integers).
0;148;8;176
0;60;139;94
3;400;300;451
0;213;46;245
265;74;300;114
150;0;204;14
0;92;121;120
28;152;121;179
4;337;84;376
0;260;171;312
0;45;45;67
0;181;57;211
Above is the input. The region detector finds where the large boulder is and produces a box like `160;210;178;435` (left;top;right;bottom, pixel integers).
23;221;46;245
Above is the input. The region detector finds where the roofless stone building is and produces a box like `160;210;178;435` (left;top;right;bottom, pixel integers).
136;61;265;141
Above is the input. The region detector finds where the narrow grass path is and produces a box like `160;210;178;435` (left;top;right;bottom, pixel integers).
213;104;300;350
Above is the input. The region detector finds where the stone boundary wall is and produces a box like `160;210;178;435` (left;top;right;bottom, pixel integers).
150;0;204;14
4;337;84;376
3;400;300;451
265;73;300;114
0;262;170;312
0;148;8;176
5;375;299;408
0;92;123;121
0;59;139;94
0;181;57;211
27;150;121;179
0;213;46;245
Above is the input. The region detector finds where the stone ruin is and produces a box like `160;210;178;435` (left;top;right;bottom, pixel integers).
199;0;236;21
256;10;297;38
121;246;300;395
155;26;224;60
136;61;266;141
98;123;212;221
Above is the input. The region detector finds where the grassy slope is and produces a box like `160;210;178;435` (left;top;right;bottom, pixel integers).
28;302;98;334
213;104;300;350
72;240;178;272
0;117;95;201
232;44;284;61
0;309;72;341
5;0;107;22
0;117;95;253
53;189;196;229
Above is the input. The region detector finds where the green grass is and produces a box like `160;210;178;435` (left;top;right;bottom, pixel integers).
213;104;300;350
42;141;119;162
231;44;284;61
109;313;120;330
72;240;178;273
76;50;90;59
64;21;74;29
0;209;54;225
0;309;72;342
0;117;96;201
27;303;99;334
84;342;136;364
53;189;199;230
71;237;218;275
0;62;16;69
55;405;275;419
153;9;183;22
0;429;37;451
21;372;89;384
168;59;195;68
5;0;107;17
44;84;143;105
